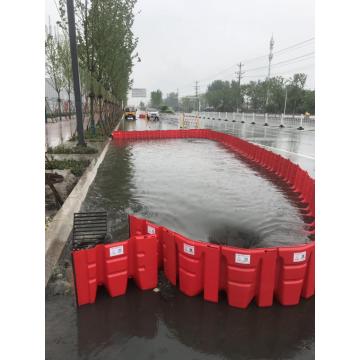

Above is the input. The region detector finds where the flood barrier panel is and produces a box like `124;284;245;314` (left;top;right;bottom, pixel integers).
71;129;315;308
72;233;157;306
127;215;314;309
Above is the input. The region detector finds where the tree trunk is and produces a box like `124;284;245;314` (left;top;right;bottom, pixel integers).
103;101;111;135
83;96;89;128
57;93;62;122
68;91;72;120
99;97;103;123
89;94;95;135
98;98;106;136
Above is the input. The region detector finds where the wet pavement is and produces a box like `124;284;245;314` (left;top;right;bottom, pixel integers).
45;115;97;149
46;115;315;360
199;117;314;178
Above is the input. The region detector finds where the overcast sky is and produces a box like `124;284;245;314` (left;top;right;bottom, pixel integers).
46;0;314;104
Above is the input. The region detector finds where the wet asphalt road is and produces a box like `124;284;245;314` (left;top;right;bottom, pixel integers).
199;117;314;178
45;115;315;360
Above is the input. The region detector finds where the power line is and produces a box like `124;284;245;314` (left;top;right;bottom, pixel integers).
178;37;315;89
241;37;314;64
179;49;314;94
272;52;314;68
179;53;314;96
243;52;315;73
243;63;315;80
273;37;314;55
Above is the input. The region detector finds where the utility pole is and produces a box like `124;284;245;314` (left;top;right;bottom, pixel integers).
176;88;179;111
235;62;245;112
194;81;200;112
265;35;274;110
66;0;86;146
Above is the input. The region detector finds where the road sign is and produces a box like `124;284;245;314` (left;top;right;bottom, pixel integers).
132;88;147;97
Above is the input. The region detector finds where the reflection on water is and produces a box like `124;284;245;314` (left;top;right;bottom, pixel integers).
82;138;308;248
46;282;314;360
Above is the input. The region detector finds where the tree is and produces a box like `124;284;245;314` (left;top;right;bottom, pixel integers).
45;33;65;120
287;73;307;114
205;80;237;111
58;0;138;135
180;97;196;112
150;90;163;108
139;101;146;110
155;71;314;116
58;36;73;119
243;81;266;112
300;90;315;114
265;77;286;113
164;92;179;111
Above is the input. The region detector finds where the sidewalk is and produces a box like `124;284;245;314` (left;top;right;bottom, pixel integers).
45;115;99;149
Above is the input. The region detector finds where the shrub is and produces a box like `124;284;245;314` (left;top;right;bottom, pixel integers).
45;159;91;177
47;145;98;154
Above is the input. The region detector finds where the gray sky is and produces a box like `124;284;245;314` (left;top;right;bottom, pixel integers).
46;0;314;104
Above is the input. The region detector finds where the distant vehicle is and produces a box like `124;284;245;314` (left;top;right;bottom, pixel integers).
148;110;159;121
124;106;137;120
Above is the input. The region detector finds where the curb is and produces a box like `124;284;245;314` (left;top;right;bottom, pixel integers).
45;121;120;286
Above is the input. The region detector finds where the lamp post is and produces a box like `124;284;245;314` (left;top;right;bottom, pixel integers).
283;85;288;115
280;80;290;128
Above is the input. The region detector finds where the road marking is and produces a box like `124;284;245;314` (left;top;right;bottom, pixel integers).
256;144;315;160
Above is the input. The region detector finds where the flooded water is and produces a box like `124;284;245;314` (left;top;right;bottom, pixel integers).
46;284;314;360
82;137;309;248
46;116;315;360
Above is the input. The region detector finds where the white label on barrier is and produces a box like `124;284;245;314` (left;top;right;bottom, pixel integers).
110;245;124;257
147;225;156;235
235;253;251;264
184;244;195;255
293;251;306;262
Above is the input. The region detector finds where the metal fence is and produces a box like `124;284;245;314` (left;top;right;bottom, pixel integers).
198;111;315;130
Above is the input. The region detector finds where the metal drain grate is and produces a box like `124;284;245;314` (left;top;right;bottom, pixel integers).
72;212;108;250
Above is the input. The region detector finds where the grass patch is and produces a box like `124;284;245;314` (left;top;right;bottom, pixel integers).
46;112;75;119
69;127;108;142
45;159;91;177
47;144;98;154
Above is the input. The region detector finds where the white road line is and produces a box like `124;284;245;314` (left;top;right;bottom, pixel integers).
255;144;315;160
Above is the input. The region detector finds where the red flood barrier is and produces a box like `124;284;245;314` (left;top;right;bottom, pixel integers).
72;213;315;308
72;129;315;308
126;215;315;309
175;234;221;303
129;215;164;267
276;242;315;305
72;217;158;306
220;247;277;308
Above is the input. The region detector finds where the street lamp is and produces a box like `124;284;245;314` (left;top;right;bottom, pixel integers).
280;80;291;128
283;80;291;116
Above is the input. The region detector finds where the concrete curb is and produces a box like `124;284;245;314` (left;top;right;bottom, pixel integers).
45;153;98;161
45;123;120;286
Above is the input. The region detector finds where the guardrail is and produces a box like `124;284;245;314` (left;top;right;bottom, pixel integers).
72;129;315;309
192;111;315;130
